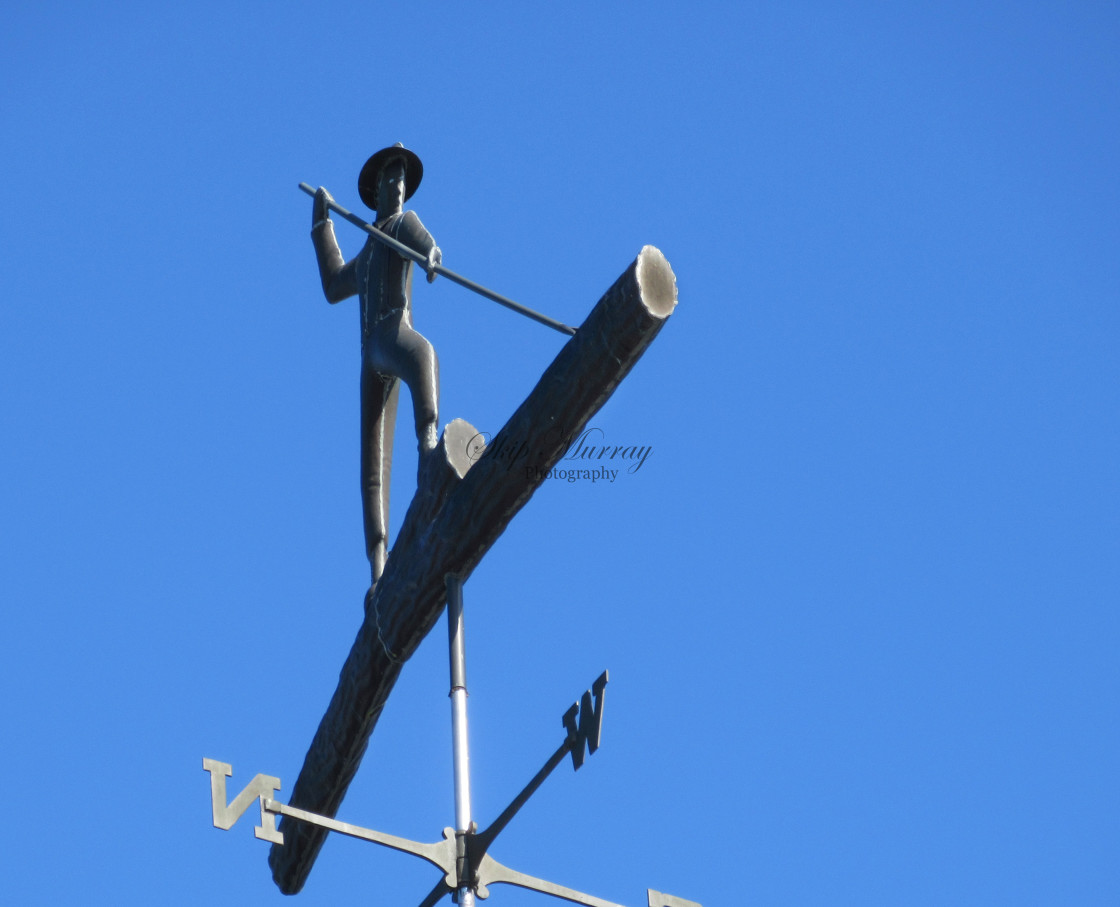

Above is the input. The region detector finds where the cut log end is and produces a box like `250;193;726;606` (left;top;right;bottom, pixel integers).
442;417;485;479
636;245;678;319
418;418;482;491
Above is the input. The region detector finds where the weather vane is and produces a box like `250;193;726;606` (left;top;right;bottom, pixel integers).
204;143;696;906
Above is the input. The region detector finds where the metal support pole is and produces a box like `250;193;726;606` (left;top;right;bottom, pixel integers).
446;575;475;906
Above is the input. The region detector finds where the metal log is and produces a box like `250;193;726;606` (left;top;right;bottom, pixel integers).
269;246;677;893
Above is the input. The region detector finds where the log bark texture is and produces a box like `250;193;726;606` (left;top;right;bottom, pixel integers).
270;246;677;893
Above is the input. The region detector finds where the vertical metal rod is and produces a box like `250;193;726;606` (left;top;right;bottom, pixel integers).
446;575;475;907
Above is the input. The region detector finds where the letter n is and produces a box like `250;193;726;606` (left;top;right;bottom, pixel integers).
202;758;284;844
647;890;702;907
561;670;608;770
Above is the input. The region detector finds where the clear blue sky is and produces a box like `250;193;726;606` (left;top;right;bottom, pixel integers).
2;2;1117;904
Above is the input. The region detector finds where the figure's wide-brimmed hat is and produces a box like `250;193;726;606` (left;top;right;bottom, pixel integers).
358;143;424;210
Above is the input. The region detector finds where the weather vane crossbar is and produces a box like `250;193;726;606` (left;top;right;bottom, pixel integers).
204;584;698;907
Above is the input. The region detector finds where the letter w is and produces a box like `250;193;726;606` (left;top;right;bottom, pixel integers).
202;758;284;844
562;670;608;770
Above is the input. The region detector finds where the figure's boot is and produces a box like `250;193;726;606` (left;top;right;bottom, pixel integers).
417;422;440;483
368;539;387;588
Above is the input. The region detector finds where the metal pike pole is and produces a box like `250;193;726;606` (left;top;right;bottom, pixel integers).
298;183;577;337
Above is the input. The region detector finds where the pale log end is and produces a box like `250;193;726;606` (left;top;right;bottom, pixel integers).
636;245;678;320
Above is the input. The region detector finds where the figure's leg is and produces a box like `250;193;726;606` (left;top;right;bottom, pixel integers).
378;324;440;454
360;365;399;585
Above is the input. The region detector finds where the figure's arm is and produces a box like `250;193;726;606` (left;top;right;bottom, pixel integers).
311;187;358;303
397;210;442;284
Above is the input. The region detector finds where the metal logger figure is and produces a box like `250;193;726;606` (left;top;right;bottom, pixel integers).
205;155;686;901
310;143;442;587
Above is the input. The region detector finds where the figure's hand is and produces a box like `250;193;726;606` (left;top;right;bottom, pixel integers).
426;246;442;283
312;187;334;229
